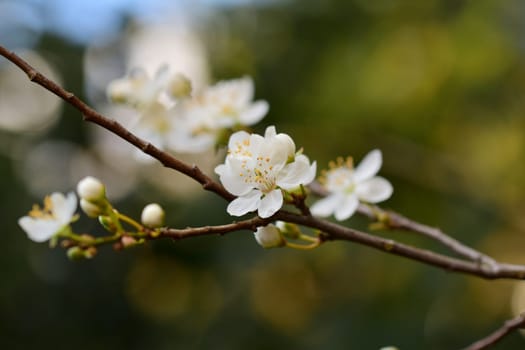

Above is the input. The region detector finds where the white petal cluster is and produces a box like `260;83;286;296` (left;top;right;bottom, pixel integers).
18;192;77;242
215;126;316;218
107;68;268;155
311;150;393;221
107;66;173;108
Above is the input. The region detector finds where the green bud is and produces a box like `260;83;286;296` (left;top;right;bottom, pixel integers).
67;246;85;260
276;221;301;239
84;247;97;259
98;215;115;232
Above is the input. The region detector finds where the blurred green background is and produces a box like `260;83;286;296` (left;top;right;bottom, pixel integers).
2;0;525;348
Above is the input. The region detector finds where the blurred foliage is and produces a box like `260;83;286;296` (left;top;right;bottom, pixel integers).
2;0;525;349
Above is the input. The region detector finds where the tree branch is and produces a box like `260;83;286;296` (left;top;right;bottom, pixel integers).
463;312;525;350
275;211;525;280
160;216;270;240
356;204;499;269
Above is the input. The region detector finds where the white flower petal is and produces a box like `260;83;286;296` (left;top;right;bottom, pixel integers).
239;100;269;125
356;176;393;203
264;125;277;138
334;195;359;221
214;164;226;176
258;189;283;218
273;134;295;159
227;130;251;150
353;149;382;183
51;192;77;224
260;127;295;167
18;216;61;242
227;189;261;216
233;76;254;105
277;156;316;190
217;165;254;196
310;193;344;218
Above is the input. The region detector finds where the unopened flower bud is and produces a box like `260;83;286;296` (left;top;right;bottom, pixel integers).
254;224;284;249
77;176;105;202
169;73;192;98
67;246;85;260
84;247;97;259
80;199;102;218
141;203;165;228
276;221;301;239
121;235;137;247
98;215;115;232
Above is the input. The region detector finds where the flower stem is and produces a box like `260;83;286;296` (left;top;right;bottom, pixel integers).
285;240;321;250
117;212;144;231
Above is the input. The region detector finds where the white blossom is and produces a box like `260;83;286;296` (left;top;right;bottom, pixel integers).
254;224;284;248
167;76;269;153
18;192;77;242
215;126;316;218
184;76;268;128
107;66;173;108
107;70;270;155
311;149;393;221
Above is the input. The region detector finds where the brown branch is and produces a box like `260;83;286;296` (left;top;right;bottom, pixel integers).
310;181;499;270
275;211;525;280
463;312;525;350
160;216;270;240
356;204;499;269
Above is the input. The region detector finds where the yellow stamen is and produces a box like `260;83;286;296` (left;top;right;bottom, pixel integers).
28;195;55;219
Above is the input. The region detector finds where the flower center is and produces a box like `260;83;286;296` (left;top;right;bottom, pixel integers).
239;155;276;193
325;168;355;193
28;196;56;220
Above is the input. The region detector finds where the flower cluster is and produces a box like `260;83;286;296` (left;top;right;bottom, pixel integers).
18;176;166;260
107;66;268;155
215;126;316;218
310;150;393;221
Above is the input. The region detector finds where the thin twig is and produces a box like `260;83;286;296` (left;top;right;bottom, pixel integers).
356;204;500;270
161;216;270;239
463;313;525;350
